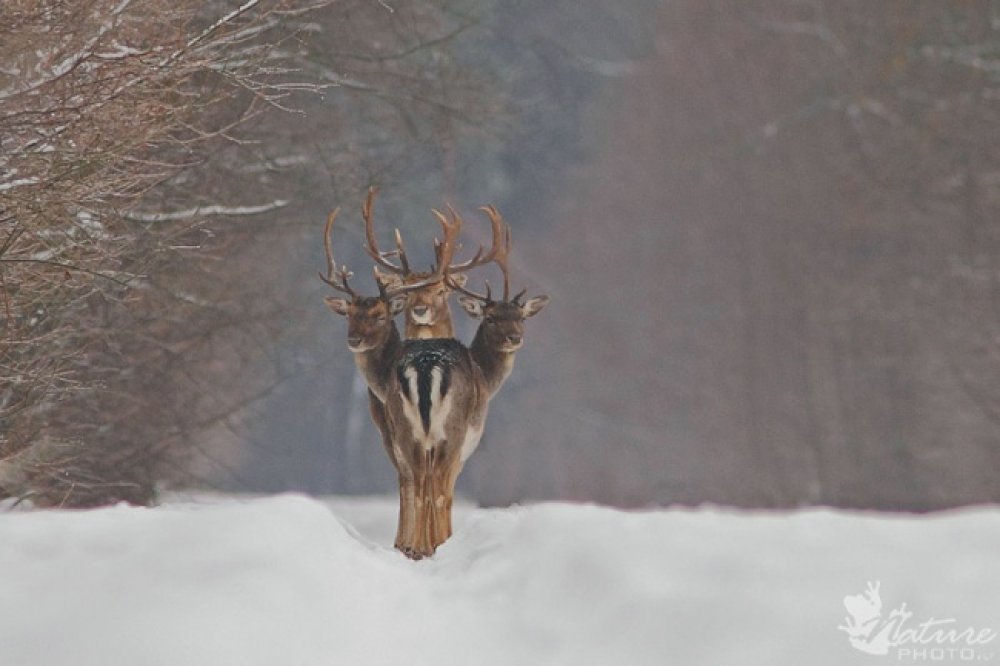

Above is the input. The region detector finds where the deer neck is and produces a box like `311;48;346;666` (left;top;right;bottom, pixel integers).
469;325;516;397
404;310;454;340
353;324;402;402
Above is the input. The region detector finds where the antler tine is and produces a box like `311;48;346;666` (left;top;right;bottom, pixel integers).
393;228;411;273
381;206;461;298
446;274;491;303
322;208;338;281
429;205;462;276
318;207;358;297
362;185;407;275
492;216;513;300
446;204;506;273
444;209;519;302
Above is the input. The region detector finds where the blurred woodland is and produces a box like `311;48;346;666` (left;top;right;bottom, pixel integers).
2;0;999;511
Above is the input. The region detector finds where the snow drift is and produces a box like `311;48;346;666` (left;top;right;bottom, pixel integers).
0;494;997;666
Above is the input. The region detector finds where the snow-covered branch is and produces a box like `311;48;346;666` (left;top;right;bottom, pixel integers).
164;0;263;65
0;0;134;101
122;199;289;222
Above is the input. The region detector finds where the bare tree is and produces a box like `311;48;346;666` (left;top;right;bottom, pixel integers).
1;0;507;506
0;0;330;505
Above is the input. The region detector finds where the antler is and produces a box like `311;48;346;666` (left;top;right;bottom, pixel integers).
447;274;493;303
318;207;358;297
441;204;508;274
491;214;516;301
364;188;504;283
362;186;411;275
446;210;524;303
374;203;463;298
321;190;464;301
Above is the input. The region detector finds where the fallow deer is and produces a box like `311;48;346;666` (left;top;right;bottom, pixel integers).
322;198;548;559
321;204;460;556
386;208;548;556
361;186;505;339
449;209;549;432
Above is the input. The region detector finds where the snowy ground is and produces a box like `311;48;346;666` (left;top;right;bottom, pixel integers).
0;493;997;666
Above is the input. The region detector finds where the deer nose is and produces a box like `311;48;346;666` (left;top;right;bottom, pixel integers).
347;336;363;348
412;305;429;317
505;334;522;346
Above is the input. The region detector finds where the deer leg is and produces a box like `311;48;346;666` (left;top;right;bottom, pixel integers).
446;455;465;540
423;448;442;556
428;468;449;549
426;448;463;551
395;444;462;557
394;473;418;557
434;450;452;543
392;436;428;559
374;395;425;558
405;447;436;559
433;470;447;547
421;448;435;554
442;457;463;540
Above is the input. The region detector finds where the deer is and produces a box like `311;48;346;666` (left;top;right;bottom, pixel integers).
449;208;549;418
320;203;461;557
361;186;505;340
322;197;547;559
319;192;471;559
384;207;548;556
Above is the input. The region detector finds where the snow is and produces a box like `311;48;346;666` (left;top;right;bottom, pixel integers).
0;493;996;666
0;177;39;192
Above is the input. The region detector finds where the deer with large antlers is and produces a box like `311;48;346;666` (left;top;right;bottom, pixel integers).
362;186;505;340
322;195;547;558
320;192;474;557
389;209;548;555
450;208;549;400
321;202;460;556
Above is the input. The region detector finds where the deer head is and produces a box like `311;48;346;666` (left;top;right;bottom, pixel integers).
362;187;507;338
325;292;405;352
455;291;549;351
320;205;452;352
450;211;548;352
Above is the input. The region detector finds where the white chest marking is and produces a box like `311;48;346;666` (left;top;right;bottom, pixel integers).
399;367;424;443
426;367;454;451
398;365;454;451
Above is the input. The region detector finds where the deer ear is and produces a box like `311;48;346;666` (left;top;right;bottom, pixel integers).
375;269;403;290
325;296;351;316
388;295;407;316
521;295;549;318
447;274;468;288
458;295;484;318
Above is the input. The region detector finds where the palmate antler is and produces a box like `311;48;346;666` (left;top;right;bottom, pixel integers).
446;206;526;304
363;185;507;280
323;192;462;299
432;203;507;276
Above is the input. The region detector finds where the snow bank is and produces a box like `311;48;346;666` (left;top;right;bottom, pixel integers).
0;494;997;666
